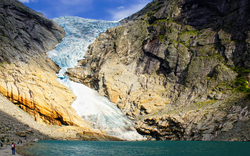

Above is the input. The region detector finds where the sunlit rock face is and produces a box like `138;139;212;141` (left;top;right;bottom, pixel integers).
0;0;88;127
49;16;143;140
67;0;250;141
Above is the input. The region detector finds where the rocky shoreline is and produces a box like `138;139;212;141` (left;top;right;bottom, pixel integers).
0;94;51;145
0;93;123;144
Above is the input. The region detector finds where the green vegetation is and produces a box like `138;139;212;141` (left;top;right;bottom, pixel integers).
0;61;7;66
146;12;155;18
227;67;250;93
206;65;250;94
167;27;172;33
155;19;168;22
233;77;250;93
158;35;167;42
238;68;250;73
166;18;173;23
147;17;172;25
179;30;198;36
195;100;217;109
154;1;159;5
148;18;172;26
158;34;164;39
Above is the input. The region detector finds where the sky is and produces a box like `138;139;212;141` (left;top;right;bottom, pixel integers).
19;0;152;21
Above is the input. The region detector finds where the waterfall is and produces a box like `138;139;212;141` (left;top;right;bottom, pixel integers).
47;16;143;141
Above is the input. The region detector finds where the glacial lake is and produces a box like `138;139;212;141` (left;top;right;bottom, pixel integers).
17;140;250;156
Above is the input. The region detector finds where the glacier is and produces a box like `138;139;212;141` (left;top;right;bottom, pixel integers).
47;16;143;140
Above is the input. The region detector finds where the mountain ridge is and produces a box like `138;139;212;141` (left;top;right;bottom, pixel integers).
0;0;122;143
0;0;250;142
67;0;250;141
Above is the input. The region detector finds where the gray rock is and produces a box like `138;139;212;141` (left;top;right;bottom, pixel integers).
214;93;223;100
15;131;26;137
67;0;250;141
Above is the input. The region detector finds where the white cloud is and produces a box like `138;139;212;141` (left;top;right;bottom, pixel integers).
109;1;151;21
139;0;151;2
19;0;38;3
19;0;30;3
59;0;84;5
118;6;125;10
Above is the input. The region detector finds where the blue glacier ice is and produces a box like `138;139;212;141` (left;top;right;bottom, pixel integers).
47;16;143;140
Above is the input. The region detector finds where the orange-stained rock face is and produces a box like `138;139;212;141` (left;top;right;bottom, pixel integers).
0;0;90;128
0;61;89;127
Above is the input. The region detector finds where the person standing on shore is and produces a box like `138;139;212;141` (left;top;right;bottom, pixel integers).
11;142;15;155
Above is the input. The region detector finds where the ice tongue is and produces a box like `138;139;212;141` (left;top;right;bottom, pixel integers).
47;16;143;140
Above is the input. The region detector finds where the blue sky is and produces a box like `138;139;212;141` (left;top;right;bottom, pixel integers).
19;0;152;21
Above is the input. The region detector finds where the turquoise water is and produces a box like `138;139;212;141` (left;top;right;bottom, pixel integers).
18;140;250;156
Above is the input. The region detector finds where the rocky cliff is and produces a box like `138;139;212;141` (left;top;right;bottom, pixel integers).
0;0;147;142
67;0;250;141
0;0;103;137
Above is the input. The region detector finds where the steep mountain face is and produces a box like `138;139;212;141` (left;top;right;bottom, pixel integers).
67;0;250;141
0;0;88;128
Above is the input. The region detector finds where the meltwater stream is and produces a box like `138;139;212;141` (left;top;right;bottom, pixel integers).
47;16;143;140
